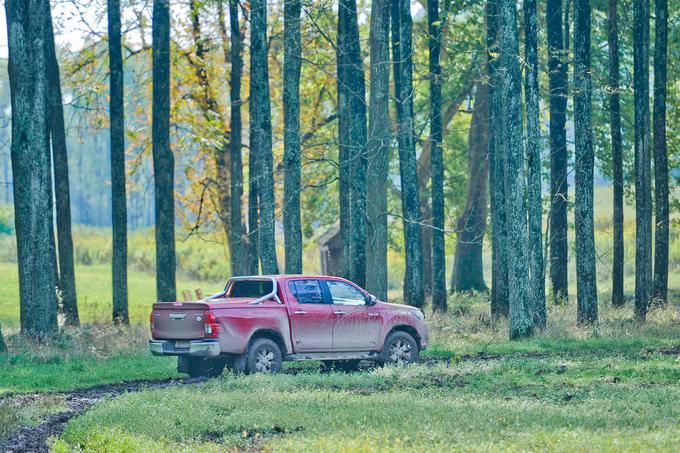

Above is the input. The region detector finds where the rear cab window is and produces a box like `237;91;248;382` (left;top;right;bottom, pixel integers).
227;280;274;298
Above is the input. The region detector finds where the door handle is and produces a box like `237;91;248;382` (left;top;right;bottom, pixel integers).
294;310;307;315
334;311;347;315
368;313;380;317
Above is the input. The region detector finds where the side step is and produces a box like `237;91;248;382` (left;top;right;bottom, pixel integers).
285;351;380;361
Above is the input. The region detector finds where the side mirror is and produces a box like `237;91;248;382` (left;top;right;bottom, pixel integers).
366;294;377;306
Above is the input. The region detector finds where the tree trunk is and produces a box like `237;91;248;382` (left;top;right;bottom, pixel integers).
226;0;248;276
108;0;128;323
283;0;303;274
429;0;447;310
0;322;6;352
547;0;569;302
152;0;176;301
366;0;391;301
499;0;532;339
46;9;79;327
452;82;489;294
6;0;58;335
633;0;651;320
392;0;424;307
608;0;624;307
652;0;668;304
337;0;368;286
487;0;509;317
250;0;279;274
574;0;598;324
524;0;545;328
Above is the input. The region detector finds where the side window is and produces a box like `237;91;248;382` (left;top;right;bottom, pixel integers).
327;281;366;306
289;280;325;304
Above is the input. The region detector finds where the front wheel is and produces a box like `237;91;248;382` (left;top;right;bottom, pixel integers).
246;338;283;374
379;331;419;366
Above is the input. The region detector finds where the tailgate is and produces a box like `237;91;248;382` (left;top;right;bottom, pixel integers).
152;302;209;340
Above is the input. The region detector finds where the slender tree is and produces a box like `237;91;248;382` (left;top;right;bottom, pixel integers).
547;0;569;302
46;8;79;326
573;0;598;324
608;0;624;307
633;0;651;320
152;0;176;301
653;0;668;304
524;0;545;327
487;0;509;317
226;0;248;276
283;0;303;274
108;0;128;323
337;0;368;286
451;81;489;294
499;0;532;339
0;322;6;352
366;0;391;301
429;0;447;310
392;0;424;307
250;0;279;274
6;0;58;335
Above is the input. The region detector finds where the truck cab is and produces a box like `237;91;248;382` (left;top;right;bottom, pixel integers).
149;275;428;376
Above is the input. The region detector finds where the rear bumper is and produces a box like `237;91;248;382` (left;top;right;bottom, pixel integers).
149;339;221;357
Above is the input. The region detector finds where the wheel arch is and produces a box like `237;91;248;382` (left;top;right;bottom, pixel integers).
385;324;422;351
248;329;288;355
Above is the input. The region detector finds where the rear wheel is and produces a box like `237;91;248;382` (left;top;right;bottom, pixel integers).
181;357;226;378
246;338;283;374
379;331;419;366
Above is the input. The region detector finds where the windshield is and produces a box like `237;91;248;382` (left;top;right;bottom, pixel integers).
226;279;274;299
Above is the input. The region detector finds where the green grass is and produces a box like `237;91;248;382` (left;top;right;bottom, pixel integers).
0;263;220;330
0;394;68;442
52;349;680;452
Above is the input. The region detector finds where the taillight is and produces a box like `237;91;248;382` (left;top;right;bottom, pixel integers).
204;311;220;338
149;311;155;335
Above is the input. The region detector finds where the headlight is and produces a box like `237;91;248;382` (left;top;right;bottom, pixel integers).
413;310;425;321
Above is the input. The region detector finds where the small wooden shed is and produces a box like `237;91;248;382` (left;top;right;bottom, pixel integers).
317;223;343;276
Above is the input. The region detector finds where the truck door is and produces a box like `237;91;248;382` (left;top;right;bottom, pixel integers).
287;279;334;352
325;280;381;351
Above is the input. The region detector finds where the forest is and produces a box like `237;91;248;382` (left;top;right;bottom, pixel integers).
0;0;679;450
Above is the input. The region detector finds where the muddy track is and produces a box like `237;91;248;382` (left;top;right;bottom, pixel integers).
0;377;208;453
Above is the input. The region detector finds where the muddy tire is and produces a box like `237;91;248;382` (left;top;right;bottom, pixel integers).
379;331;419;366
246;338;283;374
181;357;226;378
321;360;361;373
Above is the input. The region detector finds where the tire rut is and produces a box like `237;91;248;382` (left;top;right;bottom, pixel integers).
0;377;208;453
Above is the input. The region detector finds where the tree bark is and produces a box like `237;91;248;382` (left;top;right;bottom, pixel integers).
452;82;489;294
429;0;447;310
633;0;651;320
45;10;79;326
0;322;6;352
6;0;58;335
366;0;391;301
108;0;128;323
524;0;545;328
392;0;424;307
337;0;368;287
152;0;176;301
226;0;248;276
607;0;624;307
547;0;569;302
652;0;668;304
499;0;532;339
250;0;279;274
487;0;509;317
574;0;598;324
283;0;303;274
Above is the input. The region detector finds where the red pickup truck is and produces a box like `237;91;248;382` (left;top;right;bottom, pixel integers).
149;275;428;377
